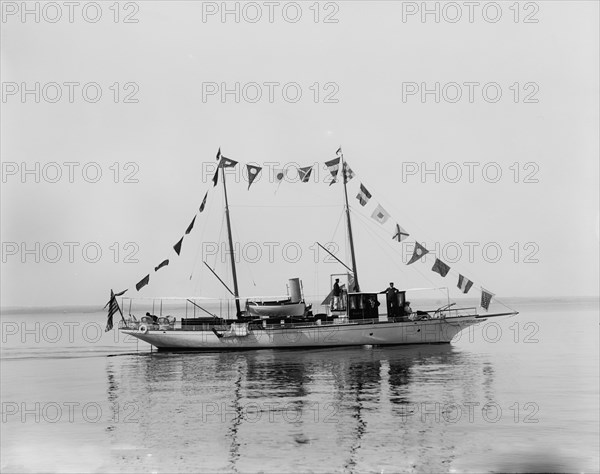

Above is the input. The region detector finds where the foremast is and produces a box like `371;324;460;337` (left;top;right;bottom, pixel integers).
221;164;242;318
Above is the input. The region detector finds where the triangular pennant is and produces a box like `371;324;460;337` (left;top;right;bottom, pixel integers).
298;166;313;183
431;258;450;277
218;157;238;168
154;259;169;272
199;192;208;212
136;274;150;292
392;224;409;242
356;184;372;206
185;216;196;235
480;288;494;310
247;164;262;189
407;242;429;265
212;168;219;187
173;237;184;256
336;146;342;156
371;204;390;225
216;148;221;161
457;274;473;294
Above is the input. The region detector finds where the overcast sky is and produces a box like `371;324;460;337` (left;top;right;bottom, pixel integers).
1;1;598;307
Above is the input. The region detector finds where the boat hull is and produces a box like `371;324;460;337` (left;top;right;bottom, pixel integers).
122;315;490;351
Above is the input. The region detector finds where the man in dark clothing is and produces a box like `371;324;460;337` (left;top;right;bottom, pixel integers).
380;282;400;318
332;279;341;310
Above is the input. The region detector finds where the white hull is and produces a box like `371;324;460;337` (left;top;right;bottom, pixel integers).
122;315;497;351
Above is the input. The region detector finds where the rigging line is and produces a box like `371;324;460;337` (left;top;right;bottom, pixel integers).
231;223;257;288
351;208;515;311
349;174;511;307
351;209;446;296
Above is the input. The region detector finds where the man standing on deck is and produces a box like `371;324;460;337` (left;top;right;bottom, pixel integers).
332;279;342;310
380;282;400;318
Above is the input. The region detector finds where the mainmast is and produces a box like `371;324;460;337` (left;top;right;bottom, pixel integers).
340;152;360;292
221;165;242;317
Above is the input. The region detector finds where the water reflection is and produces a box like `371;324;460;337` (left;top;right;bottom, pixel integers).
104;345;495;472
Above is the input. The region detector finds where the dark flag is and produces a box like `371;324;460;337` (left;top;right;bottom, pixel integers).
407;242;429;265
104;289;124;332
212;168;219;187
199;192;208;212
136;274;150;292
457;274;473;294
219;157;238;168
431;258;450;277
154;259;169;272
480;288;494;310
356;184;372;206
325;158;340;184
342;162;355;183
173;237;184;256
298;166;313;183
216;147;221;160
392;224;409;242
336;146;342;156
185;216;196;235
247;164;262;189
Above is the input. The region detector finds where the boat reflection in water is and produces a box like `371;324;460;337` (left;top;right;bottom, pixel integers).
104;344;499;472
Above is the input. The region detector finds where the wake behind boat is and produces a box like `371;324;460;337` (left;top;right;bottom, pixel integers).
106;148;518;351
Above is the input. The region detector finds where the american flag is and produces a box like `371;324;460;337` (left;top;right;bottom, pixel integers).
104;289;127;332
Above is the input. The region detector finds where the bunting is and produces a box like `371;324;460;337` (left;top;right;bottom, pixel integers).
247;165;262;189
407;242;429;265
431;258;450;277
356;184;372;206
199;192;208;212
185;216;196;235
371;204;390;225
173;237;184;256
154;259;169;272
392;224;409;242
298;166;313;183
136;274;150;292
480;288;494;310
457;275;473;294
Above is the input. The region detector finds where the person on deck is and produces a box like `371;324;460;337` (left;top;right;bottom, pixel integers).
403;301;413;316
380;282;400;318
332;279;342;310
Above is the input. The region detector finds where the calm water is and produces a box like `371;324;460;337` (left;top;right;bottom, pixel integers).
1;299;598;473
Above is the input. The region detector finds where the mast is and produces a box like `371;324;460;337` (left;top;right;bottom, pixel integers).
221;165;242;317
340;152;360;292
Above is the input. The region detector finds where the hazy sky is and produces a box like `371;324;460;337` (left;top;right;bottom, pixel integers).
1;1;598;307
